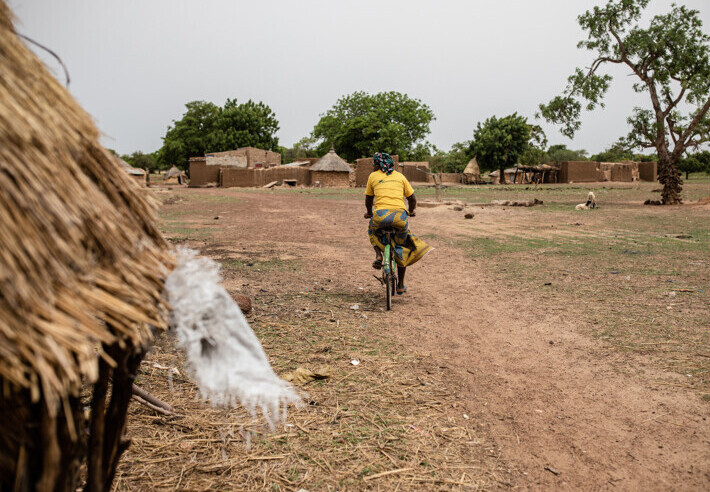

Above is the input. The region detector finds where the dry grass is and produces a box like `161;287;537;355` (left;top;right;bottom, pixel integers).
116;272;508;490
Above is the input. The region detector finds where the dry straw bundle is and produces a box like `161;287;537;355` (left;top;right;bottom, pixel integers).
0;1;172;489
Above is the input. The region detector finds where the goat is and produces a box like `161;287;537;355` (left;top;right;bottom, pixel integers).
575;191;597;210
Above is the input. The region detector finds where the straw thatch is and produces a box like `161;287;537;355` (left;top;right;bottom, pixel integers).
164;165;186;184
1;2;172;488
164;165;184;179
118;157;146;176
310;146;352;172
463;157;480;176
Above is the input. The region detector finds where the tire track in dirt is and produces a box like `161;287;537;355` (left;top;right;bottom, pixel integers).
191;189;710;490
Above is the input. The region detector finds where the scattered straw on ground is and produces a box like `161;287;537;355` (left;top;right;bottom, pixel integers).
116;272;508;490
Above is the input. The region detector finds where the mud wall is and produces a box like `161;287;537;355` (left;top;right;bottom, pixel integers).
220;167;311;188
559;161;598;183
188;158;221;187
398;164;431;183
205;148;281;168
440;173;463;184
311;171;351;188
638;161;657;182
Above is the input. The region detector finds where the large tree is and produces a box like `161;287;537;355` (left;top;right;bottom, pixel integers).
311;91;435;162
157;99;279;169
539;0;710;204
469;114;534;184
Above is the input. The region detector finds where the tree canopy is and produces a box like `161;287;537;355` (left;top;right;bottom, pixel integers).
428;142;472;173
121;151;161;172
310;91;435;162
539;0;710;204
679;150;710;179
469;113;533;183
157;99;279;169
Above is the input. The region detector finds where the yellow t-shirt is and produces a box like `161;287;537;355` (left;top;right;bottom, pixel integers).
365;170;414;211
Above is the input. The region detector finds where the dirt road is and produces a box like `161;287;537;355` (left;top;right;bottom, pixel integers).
170;188;709;490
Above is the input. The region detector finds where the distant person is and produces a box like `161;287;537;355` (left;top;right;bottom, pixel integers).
364;152;432;295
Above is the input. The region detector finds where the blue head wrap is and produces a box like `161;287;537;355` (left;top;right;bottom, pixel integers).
373;152;394;175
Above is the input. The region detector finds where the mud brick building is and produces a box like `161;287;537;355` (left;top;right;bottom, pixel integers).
558;161;657;183
189;147;282;186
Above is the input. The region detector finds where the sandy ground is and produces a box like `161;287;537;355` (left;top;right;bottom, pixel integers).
160;187;709;490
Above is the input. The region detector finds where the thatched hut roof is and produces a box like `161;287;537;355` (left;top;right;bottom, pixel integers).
463;157;480;176
310;146;352;172
164;165;185;179
118;157;147;176
0;3;171;411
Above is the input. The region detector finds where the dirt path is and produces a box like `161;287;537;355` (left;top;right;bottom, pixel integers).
177;189;709;490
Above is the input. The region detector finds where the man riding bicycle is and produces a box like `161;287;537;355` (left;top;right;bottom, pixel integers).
364;152;432;295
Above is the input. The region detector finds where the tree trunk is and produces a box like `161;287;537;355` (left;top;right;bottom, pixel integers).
499;165;507;184
658;154;683;204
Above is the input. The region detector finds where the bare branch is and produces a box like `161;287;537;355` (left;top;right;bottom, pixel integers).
675;98;710;152
663;86;687;117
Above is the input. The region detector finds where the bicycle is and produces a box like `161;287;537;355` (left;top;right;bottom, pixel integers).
380;227;397;311
366;210;415;311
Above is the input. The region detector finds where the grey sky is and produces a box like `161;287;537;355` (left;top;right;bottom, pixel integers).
9;0;710;156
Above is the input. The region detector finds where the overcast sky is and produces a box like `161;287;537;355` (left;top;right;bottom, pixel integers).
9;0;710;156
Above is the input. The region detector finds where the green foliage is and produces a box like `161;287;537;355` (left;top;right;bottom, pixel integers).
679;150;710;178
590;142;634;162
311;91;435;162
121;151;161;172
519;147;549;166
538;0;710;203
157;99;280;169
546;144;588;163
469;114;531;177
428;141;472;173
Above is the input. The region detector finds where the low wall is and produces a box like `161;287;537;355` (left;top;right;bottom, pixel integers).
440;173;462;184
559;161;599;183
311;171;351;187
399;164;430;183
220;167;311;188
609;163;635;182
638;161;657;182
189;159;221;187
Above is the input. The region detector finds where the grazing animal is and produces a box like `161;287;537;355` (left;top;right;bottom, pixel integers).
575;191;597;210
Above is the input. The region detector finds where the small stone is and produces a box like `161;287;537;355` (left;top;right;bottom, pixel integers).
231;293;252;314
464;213;474;219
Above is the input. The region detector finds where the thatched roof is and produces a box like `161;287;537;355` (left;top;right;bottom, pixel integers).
164;165;185;179
118;157;147;176
0;4;171;411
310;146;352;172
463;157;480;175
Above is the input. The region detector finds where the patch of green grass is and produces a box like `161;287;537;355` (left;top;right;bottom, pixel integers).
219;257;301;272
161;223;217;241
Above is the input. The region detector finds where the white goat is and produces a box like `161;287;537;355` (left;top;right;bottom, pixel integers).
575;191;597;210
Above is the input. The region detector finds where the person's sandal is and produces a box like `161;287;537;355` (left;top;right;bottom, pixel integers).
372;258;383;269
396;285;407;295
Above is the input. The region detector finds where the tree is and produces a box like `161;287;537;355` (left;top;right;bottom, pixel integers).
157;99;280;169
590;142;634;162
539;0;710;204
469;113;531;184
428;141;472;173
679;150;710;179
546;144;588;163
122;151;161;172
311;91;435;162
